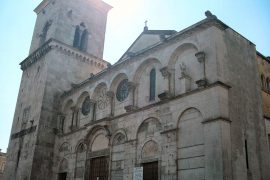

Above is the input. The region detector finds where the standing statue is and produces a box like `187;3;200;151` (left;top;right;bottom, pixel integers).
180;62;187;76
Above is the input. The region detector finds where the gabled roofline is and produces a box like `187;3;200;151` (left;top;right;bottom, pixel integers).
117;29;177;62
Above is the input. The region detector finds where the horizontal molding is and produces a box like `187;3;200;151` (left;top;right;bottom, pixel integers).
202;117;231;124
11;125;37;139
20;38;108;71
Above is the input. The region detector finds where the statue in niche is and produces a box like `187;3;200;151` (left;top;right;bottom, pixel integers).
179;62;188;76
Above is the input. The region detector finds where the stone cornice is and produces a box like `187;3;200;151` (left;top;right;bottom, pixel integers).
20;38;109;71
202;117;231;124
34;0;50;14
20;40;52;70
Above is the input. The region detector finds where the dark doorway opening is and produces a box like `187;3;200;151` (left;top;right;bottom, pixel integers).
143;161;158;180
89;156;108;180
58;172;67;180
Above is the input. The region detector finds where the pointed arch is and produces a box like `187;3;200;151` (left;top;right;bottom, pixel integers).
59;158;68;173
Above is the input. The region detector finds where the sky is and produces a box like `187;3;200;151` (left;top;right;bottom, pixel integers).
0;0;269;153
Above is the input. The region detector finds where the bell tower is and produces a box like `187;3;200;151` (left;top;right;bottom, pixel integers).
30;0;111;58
4;0;111;179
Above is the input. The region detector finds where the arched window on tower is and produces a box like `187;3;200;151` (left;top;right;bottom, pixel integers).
80;29;88;52
39;20;52;46
73;24;88;52
149;68;156;101
73;25;81;48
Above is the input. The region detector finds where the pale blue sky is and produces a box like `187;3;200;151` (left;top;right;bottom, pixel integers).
0;0;269;153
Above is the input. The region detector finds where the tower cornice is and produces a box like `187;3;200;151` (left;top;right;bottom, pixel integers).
20;38;109;71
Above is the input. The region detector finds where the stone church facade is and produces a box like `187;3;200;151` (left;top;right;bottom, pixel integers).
4;0;270;180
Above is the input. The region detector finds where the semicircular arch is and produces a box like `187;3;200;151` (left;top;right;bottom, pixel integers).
132;58;162;83
109;73;129;92
168;43;198;68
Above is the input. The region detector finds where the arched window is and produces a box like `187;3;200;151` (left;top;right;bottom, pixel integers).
39;20;52;46
149;68;156;101
73;25;81;48
80;29;88;51
73;24;88;52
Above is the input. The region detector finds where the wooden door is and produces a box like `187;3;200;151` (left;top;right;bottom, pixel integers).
89;156;108;180
143;161;158;180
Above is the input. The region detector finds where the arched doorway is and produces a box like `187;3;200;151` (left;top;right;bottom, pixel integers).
85;127;110;180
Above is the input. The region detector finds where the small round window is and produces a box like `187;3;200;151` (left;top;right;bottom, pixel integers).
81;96;91;115
116;79;129;102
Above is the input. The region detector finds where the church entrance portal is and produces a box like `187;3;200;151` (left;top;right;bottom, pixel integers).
143;161;158;180
58;172;67;180
89;156;109;180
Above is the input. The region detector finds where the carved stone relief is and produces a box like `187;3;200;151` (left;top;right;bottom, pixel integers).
97;86;109;110
142;140;159;159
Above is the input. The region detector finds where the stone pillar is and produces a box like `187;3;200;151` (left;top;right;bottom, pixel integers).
203;118;232;180
160;129;177;180
106;91;115;117
57;113;65;134
70;106;78;131
124;82;138;112
195;51;208;88
159;67;173;100
123;140;137;180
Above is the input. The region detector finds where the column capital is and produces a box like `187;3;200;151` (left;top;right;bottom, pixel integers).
195;51;206;63
160;66;172;78
106;91;114;98
127;81;138;90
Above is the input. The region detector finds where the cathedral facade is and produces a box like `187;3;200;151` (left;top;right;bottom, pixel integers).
4;0;270;180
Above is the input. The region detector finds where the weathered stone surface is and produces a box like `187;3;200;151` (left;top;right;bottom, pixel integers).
4;1;270;180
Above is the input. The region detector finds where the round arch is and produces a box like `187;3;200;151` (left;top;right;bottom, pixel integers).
76;91;90;107
109;73;129;92
136;117;162;139
84;125;111;147
132;58;162;83
168;43;198;68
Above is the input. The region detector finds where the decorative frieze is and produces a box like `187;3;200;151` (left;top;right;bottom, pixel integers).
20;39;108;71
20;41;52;70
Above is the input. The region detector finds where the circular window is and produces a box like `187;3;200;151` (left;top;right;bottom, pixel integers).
116;79;129;102
81;96;91;115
